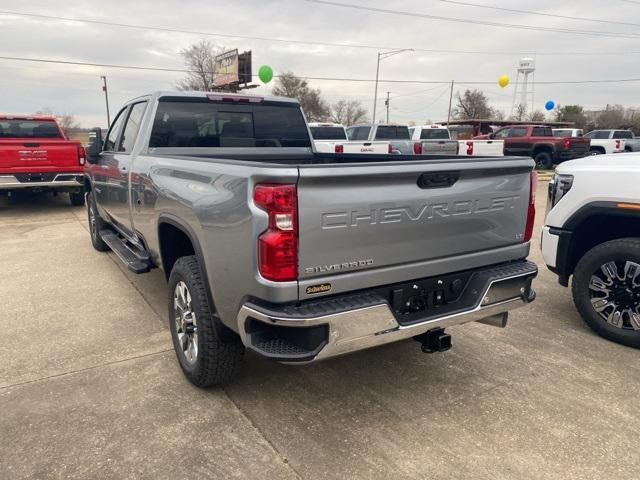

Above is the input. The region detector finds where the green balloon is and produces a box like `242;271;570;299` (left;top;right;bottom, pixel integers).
258;65;273;84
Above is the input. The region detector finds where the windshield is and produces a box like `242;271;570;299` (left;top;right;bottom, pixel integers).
420;129;450;140
149;98;311;148
310;126;347;140
0;119;62;139
375;125;410;140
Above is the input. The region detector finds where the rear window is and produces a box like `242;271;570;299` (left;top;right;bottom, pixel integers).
0;119;62;139
614;130;633;139
532;127;553;137
585;131;610;139
375;126;410;140
420;129;450;140
310;126;347;140
149;99;311;148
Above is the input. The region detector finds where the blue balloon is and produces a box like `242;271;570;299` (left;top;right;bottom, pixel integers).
545;100;555;111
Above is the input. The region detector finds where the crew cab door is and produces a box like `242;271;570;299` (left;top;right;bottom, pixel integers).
94;101;147;236
505;126;530;156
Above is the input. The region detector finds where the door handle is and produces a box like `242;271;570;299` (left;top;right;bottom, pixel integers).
417;172;460;189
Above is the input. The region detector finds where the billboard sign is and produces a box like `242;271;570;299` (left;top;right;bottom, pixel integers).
213;49;239;87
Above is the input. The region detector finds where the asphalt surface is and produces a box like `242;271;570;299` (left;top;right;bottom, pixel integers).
1;184;638;480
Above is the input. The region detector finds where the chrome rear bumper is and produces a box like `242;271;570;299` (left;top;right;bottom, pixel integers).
237;260;537;362
0;173;84;190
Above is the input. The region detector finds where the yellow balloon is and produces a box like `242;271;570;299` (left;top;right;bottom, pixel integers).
498;75;510;88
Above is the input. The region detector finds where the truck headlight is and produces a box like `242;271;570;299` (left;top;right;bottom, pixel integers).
547;173;574;209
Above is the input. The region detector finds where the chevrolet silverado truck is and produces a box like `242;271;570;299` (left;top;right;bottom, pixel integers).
476;124;590;169
408;125;459;155
308;122;391;154
0;114;86;205
347;123;414;154
542;154;640;348
84;91;538;387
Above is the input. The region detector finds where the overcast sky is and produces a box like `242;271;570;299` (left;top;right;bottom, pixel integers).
1;0;638;127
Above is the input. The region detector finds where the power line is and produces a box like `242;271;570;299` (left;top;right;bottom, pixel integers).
304;0;640;39
1;9;640;56
3;55;640;85
437;0;640;28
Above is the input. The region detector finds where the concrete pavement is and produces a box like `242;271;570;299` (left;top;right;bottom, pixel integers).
0;186;638;480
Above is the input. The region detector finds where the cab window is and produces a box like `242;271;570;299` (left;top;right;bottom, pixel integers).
104;107;128;152
493;128;510;138
509;127;528;137
119;102;148;152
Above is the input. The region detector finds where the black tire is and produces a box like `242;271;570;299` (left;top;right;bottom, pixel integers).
572;238;640;349
534;151;554;169
70;191;85;206
589;147;604;156
87;192;109;252
168;256;244;387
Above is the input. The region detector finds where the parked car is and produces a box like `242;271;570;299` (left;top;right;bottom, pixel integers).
409;125;459;155
542;154;640;348
347;123;414;154
0;114;86;205
476;124;590;169
584;129;637;152
308;122;391;154
83;91;538;387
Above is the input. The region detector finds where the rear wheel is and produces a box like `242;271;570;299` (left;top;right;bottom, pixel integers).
168;256;244;387
87;192;109;252
589;147;605;156
534;151;554;169
572;238;640;348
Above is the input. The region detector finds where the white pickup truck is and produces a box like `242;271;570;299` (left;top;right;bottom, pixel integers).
542;154;640;348
309;122;391;154
553;128;625;155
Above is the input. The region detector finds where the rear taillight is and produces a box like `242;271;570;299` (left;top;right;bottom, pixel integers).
466;141;473;156
77;145;86;166
388;143;393;154
524;171;537;242
615;140;621;150
413;142;422;155
254;184;298;281
563;138;571;150
334;144;344;153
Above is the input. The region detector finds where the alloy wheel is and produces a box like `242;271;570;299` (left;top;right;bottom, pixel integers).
174;281;199;364
589;260;640;330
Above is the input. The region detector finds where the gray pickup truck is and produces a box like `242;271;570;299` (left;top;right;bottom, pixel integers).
84;91;538;387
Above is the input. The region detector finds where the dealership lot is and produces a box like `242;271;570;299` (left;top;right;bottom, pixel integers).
1;183;638;480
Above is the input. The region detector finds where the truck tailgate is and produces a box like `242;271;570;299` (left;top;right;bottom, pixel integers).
0;140;79;171
296;157;533;296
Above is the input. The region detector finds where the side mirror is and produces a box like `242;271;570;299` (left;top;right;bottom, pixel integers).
489;133;495;139
86;128;103;163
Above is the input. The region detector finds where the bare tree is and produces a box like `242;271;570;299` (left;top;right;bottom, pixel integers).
37;107;80;135
453;89;495;119
529;110;546;122
330;100;368;126
177;40;225;91
272;72;329;122
512;103;527;121
597;104;625;129
555;104;587;129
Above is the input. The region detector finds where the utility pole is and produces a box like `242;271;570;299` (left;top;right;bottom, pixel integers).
385;92;390;123
100;76;111;128
372;49;413;124
446;80;454;125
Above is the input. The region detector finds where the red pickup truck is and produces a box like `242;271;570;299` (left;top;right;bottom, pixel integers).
475;124;590;169
0;114;86;205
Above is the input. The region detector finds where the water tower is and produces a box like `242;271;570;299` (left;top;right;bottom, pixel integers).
510;57;536;118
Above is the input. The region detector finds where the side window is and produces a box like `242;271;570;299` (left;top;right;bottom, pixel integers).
532;127;552;137
346;127;355;140
119;102;148;152
615;130;632;139
103;107;128;152
354;127;371;141
509;127;527;137
493;128;510;138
